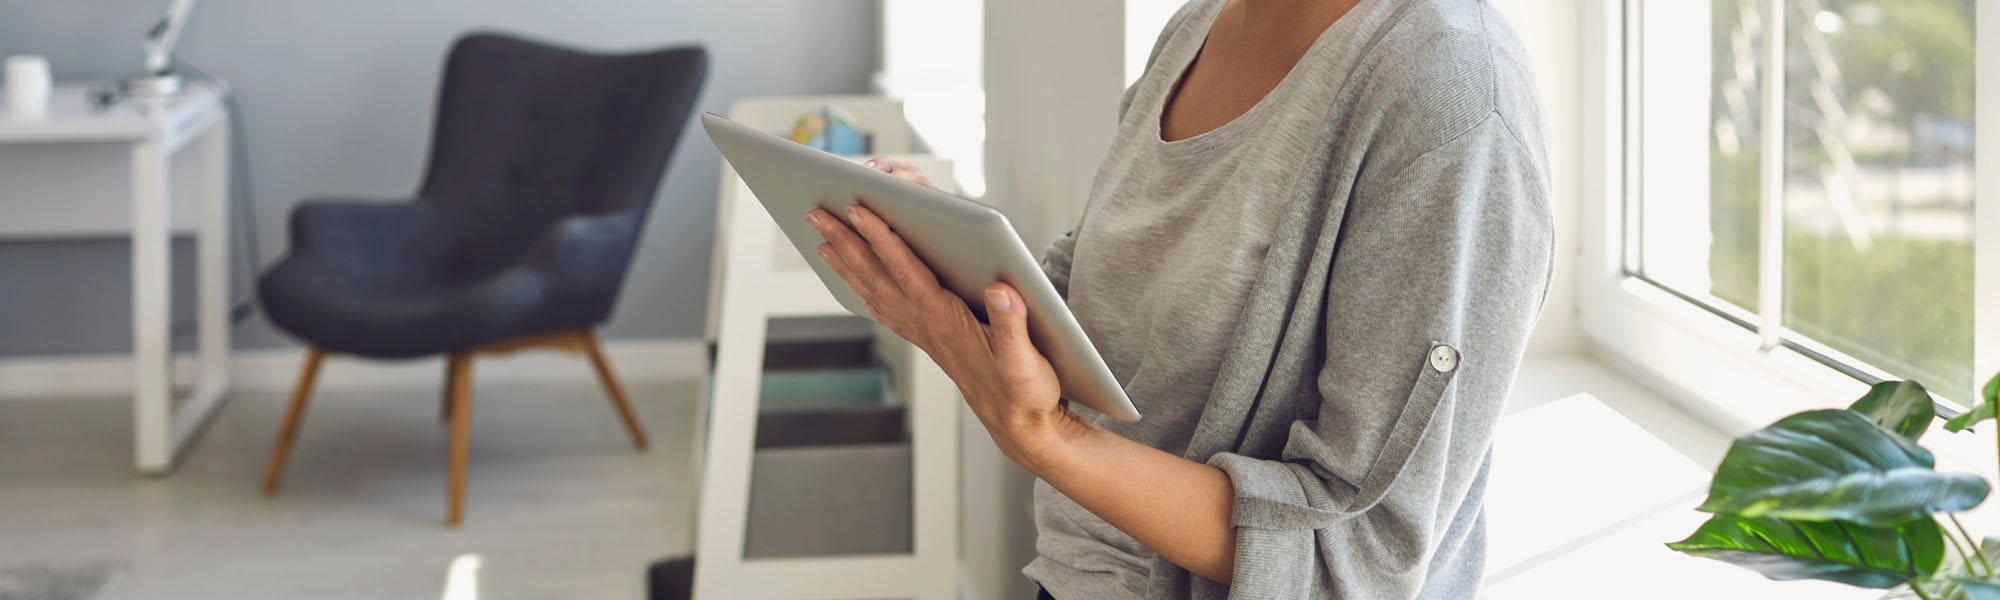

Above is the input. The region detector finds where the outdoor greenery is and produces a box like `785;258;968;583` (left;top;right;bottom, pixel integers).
1668;374;2000;599
1661;2;1990;595
1787;232;1975;392
1710;223;1975;394
1696;0;1975;399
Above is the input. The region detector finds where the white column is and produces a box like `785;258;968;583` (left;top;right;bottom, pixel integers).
983;0;1125;251
979;4;1127;600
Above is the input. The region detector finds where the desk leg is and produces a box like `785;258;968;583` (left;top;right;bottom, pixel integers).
195;119;232;402
175;118;235;456
131;141;173;475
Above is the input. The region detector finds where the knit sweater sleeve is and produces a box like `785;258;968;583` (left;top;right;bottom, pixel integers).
1207;112;1552;598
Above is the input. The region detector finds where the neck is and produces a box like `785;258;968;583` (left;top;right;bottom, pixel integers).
1230;0;1360;37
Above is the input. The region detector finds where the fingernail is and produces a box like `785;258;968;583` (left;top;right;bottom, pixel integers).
987;289;1011;312
816;244;831;260
847;205;860;220
806;211;820;227
864;159;877;169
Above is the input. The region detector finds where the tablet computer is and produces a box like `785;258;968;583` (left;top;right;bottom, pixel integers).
701;113;1139;422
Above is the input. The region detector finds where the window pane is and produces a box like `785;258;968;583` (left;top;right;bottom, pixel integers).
1634;0;1977;401
1779;0;1975;399
1634;0;1762;316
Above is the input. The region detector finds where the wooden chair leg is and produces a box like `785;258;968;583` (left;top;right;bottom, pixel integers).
581;330;649;450
439;362;454;424
446;352;473;526
262;347;326;495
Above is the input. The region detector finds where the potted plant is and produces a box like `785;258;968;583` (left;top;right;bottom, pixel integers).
1668;373;2000;599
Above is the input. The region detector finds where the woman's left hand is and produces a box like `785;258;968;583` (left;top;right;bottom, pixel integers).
805;203;1083;468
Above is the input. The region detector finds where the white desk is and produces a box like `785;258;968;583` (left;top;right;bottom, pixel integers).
0;82;233;474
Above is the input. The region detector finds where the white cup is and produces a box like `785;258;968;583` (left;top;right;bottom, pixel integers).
5;55;53;117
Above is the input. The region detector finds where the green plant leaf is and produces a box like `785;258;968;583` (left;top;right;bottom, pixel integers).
1699;410;1990;523
1918;538;2000;600
1667;514;1945;588
1951;579;2000;600
1851;381;1936;441
1944;373;2000;433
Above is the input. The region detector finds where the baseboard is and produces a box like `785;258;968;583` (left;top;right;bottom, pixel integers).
0;338;708;399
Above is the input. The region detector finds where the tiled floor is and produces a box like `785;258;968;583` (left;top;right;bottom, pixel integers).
0;378;700;600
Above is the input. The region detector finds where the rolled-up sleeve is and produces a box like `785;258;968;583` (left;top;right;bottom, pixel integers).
1207;113;1553;598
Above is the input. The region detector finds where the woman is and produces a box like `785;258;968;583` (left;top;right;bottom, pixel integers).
807;0;1551;597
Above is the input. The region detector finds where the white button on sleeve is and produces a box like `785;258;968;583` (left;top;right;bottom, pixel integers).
1428;345;1459;373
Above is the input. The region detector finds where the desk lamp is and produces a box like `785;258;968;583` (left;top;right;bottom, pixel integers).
128;0;194;98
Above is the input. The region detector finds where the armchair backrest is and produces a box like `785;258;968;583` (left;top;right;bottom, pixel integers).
416;32;708;269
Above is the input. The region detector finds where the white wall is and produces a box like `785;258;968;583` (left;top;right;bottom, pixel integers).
0;0;879;357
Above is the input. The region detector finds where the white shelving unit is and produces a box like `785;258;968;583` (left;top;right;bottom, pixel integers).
694;96;961;599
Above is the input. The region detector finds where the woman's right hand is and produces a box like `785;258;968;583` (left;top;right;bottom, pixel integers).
865;156;938;190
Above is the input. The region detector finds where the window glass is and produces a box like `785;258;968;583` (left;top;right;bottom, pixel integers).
1635;0;1762;316
1634;0;1976;400
1778;0;1975;398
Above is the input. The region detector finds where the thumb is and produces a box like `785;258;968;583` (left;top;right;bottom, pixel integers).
983;283;1040;377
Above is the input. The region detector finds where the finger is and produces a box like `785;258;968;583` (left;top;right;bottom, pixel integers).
982;283;1042;382
847;204;939;291
807;209;896;298
890;169;935;188
865;156;935;188
886;165;934;188
865;156;916;173
815;242;870;297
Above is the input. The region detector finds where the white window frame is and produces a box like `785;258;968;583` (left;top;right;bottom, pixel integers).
1577;0;1999;435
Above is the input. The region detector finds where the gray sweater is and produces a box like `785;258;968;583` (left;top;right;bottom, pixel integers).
1025;0;1553;598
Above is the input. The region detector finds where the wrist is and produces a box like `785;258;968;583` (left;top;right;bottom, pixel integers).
1007;407;1095;476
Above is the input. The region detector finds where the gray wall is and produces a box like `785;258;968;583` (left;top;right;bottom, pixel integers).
0;0;878;356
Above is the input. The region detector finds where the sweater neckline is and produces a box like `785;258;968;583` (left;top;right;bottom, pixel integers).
1150;0;1369;159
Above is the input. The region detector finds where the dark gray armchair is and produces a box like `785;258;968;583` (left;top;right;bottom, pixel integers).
254;32;708;526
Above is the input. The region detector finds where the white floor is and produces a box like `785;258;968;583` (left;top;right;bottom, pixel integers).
0;354;1900;600
0;377;700;600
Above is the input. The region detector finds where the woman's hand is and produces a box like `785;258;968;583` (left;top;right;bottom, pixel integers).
863;156;938;189
805;202;1085;468
810;192;1239;585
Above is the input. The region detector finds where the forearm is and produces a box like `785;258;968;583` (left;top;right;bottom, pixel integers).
1025;419;1238;584
799;202;1242;585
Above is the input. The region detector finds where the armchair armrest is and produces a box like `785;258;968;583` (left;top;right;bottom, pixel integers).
287;199;447;277
520;212;641;289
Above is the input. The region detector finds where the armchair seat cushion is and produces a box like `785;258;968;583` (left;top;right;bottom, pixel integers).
258;252;577;359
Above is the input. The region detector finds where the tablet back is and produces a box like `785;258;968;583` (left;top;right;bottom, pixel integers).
701;113;1139;422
